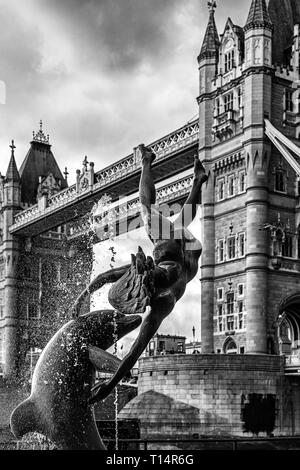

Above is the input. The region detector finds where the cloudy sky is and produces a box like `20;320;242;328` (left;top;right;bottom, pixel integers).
0;0;252;349
0;0;250;181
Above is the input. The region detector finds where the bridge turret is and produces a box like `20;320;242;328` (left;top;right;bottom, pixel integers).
2;141;21;379
198;1;220;96
198;2;219;353
244;0;273;70
3;140;21;210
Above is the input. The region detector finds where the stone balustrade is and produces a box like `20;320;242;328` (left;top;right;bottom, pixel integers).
68;173;194;239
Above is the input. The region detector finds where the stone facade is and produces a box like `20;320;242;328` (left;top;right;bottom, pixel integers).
119;355;300;438
198;0;300;357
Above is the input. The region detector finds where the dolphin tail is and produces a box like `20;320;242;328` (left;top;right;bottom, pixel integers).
10;398;39;439
72;263;130;318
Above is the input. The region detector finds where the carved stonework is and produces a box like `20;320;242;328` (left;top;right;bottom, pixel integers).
37;173;62;199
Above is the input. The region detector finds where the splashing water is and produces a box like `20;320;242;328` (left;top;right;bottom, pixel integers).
18;432;56;450
113;310;119;451
91;194;120;449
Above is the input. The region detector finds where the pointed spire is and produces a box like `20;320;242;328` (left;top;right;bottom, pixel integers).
198;1;220;62
5;140;20;182
244;0;273;32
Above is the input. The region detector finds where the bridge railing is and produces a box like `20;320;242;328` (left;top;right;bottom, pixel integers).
68;173;194;239
11;120;198;231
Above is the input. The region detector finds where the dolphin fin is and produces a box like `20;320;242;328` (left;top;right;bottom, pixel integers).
10;398;38;439
89;346;121;372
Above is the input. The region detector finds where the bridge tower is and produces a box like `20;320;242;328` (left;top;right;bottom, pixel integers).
0;142;22;379
199;0;300;359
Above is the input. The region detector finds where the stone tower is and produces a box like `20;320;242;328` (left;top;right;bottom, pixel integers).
199;0;300;358
0;142;22;377
0;124;92;382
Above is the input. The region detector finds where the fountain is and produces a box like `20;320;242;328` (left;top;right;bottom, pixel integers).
10;144;208;449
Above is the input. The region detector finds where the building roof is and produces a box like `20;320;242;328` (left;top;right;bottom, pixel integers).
198;7;220;62
19;123;67;205
5;141;20;183
268;0;300;64
244;0;273;31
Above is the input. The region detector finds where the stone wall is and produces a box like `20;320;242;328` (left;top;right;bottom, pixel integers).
119;355;300;439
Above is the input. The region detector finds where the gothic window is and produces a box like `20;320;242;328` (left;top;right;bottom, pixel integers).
215;98;220;116
224;92;234;112
218;239;225;262
264;40;271;65
0;296;3;318
224;337;237;354
228;175;235;197
217;179;225;201
227;236;236;260
224;50;234;73
254;39;261;64
218;304;223;332
282;235;293;258
239;171;246;193
246;41;251;65
217;287;224;302
285;89;294;113
226;292;235;331
239;233;245;257
238;301;244;329
237;283;245;298
238;87;243;108
275;169;286;193
227;292;234;314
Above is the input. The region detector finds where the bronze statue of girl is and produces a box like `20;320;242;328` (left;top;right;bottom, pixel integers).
73;145;208;403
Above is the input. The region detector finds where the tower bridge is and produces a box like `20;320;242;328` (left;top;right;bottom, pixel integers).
1;0;300;438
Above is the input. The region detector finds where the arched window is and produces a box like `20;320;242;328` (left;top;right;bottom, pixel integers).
224;50;235;73
254;39;261;65
223;337;237;354
223;37;235;74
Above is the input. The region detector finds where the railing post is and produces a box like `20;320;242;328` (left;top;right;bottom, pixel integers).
37;195;47;212
76;169;81;193
89;162;94;190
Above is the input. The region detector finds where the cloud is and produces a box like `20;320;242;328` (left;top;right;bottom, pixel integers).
0;0;253;181
38;0;188;73
0;0;254;346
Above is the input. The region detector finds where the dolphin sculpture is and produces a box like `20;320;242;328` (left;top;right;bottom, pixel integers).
10;310;142;450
